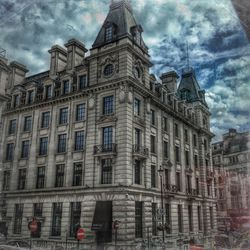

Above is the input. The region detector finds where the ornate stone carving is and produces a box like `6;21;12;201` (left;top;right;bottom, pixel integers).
88;94;95;110
98;53;119;78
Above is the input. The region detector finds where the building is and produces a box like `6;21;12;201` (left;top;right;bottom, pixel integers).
231;0;250;41
0;1;216;249
213;129;250;232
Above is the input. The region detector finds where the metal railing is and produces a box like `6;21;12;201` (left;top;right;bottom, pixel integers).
93;143;117;154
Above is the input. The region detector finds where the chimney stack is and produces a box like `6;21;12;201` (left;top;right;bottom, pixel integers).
48;45;67;77
160;71;179;93
64;39;88;71
9;61;28;87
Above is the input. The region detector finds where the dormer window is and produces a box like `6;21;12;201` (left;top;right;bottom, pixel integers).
62;80;70;95
27;90;34;104
13;94;20;108
45;85;52;99
135;30;141;45
105;26;113;42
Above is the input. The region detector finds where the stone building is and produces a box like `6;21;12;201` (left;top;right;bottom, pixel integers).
0;0;216;249
213;129;250;231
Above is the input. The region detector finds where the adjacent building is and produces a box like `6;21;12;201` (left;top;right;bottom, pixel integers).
0;0;216;249
213;129;250;231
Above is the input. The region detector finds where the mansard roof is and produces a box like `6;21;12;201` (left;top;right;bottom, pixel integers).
177;67;207;107
92;0;148;52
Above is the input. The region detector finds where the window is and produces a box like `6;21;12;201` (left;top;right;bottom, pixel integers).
135;29;141;45
79;75;87;90
163;117;168;131
105;26;113;41
135;201;143;238
55;164;64;187
39;137;48;155
165;169;169;186
150;109;155;125
174;123;179;137
209;207;214;229
152;203;157;236
75;103;85;121
134;128;141;146
2;171;10;191
163;141;168;159
6;143;14;161
176;172;181;192
59;107;68;124
193;134;197;147
36;166;45;189
57;134;67;153
21;140;29;158
33;203;43;238
41;112;50;129
102;127;113;151
133;98;140;116
207;181;211;196
51;203;62;236
135;67;141;79
69;202;81;237
27;90;34;104
185;150;189;166
175;146;180;163
134;160;141;185
73;163;83;186
184;129;188;143
103;64;114;76
75;131;84;151
165;203;171;234
103;95;113;115
8;119;16;135
196;177;200;195
186;175;191;193
45;85;52;99
177;204;183;233
101;158;112;184
23;116;32;132
63;80;70;94
194;155;198;168
150;135;156;154
188;205;193;232
18;169;26;190
151;165;156;188
13;204;23;234
204;139;208;151
13;95;20;108
198;206;202;231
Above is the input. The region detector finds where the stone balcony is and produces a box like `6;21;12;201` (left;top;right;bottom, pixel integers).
163;184;178;197
186;188;198;200
132;144;149;159
93;143;117;156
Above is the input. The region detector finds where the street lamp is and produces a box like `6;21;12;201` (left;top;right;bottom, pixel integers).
158;165;165;243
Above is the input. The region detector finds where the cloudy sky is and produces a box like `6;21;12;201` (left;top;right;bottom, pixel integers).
0;0;249;140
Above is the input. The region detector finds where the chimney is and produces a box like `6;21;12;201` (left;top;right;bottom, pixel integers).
64;39;88;70
48;45;67;77
160;71;179;93
0;56;10;95
9;61;29;87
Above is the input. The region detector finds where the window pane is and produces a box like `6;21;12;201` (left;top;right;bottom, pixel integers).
105;26;113;41
24;116;32;132
103;96;113;115
41;112;50;128
101;159;112;184
58;134;67;153
55;164;64;187
51;203;62;236
134;160;141;185
151;165;156;188
102;127;112;150
6;143;14;161
39;137;48;155
69;202;81;237
13;204;23;234
9;119;16;135
79;75;87;89
76;104;85;121
36;166;45;189
59;108;68;124
135;201;143;238
73;163;83;186
21;140;29;158
133;98;140;116
75;131;84;151
18;169;26;190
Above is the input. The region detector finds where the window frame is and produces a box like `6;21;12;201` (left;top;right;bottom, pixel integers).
23;116;32;132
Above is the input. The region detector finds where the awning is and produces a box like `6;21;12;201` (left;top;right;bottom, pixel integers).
91;201;112;231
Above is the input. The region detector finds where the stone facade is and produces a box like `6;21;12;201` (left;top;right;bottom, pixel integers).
213;129;250;231
0;1;216;249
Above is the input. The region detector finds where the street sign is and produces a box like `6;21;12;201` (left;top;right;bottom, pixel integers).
28;219;38;233
76;228;85;241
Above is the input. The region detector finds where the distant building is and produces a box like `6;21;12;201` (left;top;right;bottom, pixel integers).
213;129;250;231
0;0;216;249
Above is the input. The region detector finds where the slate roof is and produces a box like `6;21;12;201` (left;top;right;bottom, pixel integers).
92;0;148;52
177;67;207;106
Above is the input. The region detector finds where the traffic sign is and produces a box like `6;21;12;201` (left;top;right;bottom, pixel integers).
28;219;38;233
76;228;85;241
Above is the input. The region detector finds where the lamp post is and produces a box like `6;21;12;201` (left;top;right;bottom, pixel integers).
158;165;165;244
